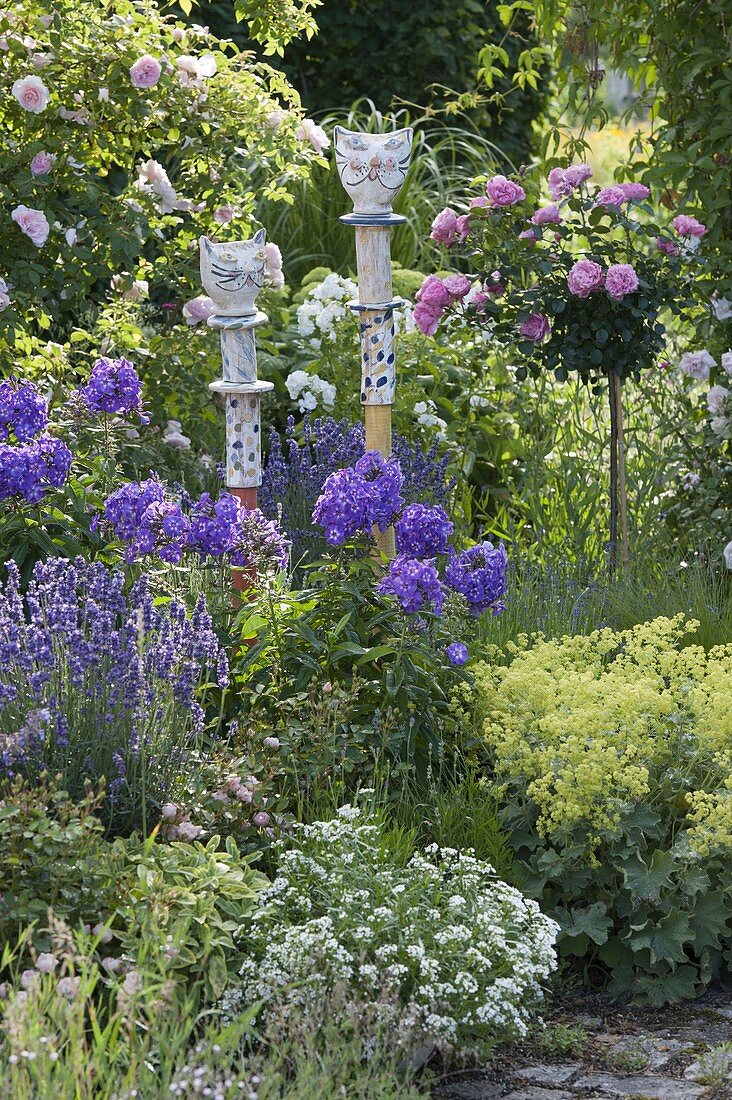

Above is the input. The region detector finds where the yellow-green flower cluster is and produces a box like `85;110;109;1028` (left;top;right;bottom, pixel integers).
473;616;732;848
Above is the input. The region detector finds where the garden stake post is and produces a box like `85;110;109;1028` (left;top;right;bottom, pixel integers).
334;126;414;558
199;231;274;594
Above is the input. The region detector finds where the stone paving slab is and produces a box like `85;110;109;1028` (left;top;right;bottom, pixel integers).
515;1065;583;1086
572;1072;707;1098
503;1090;576;1100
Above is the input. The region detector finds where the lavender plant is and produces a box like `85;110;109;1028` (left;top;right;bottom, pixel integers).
0;557;229;834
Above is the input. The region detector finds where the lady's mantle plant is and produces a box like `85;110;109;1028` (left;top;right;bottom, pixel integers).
471;615;732;1005
223;807;559;1056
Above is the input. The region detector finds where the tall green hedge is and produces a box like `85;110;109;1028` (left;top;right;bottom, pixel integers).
197;0;547;166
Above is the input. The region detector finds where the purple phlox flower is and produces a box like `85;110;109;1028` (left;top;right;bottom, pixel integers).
445;641;468;666
444;541;508;617
229;506;290;570
0;434;71;503
395;502;453;558
82;357;144;418
0;380;48;442
377;555;445;615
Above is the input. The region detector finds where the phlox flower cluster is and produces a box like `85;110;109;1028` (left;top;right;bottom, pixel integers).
82;357;145;419
259;417;453;564
222;807;559;1056
99;481;289;570
285;369;336;413
445;542;508;617
296;272;358;349
377;556;445;615
0;380;71;503
0;558;228;824
312;450;404;545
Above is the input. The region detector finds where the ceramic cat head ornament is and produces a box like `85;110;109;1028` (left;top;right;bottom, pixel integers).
334;127;413;215
199;229;266;317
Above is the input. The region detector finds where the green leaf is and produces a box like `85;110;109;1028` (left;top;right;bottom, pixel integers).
622;849;677;904
688;891;732;953
555;900;611;947
628;910;692;965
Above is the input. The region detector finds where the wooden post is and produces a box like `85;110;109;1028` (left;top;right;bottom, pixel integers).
199;234;274;593
607;371;629;577
333;126;414;558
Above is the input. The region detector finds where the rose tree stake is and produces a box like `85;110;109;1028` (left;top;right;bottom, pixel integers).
333;126;414;558
199;230;274;591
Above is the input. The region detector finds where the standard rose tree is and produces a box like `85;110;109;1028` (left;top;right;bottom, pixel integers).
419;166;705;570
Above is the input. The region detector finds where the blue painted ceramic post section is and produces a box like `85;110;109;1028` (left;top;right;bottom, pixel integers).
199;234;274;589
333;127;414;557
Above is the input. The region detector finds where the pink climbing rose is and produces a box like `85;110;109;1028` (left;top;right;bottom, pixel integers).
11;75;49;113
656;237;680;256
129;55;162;89
416;275;452;310
485;175;526;207
567;259;604;298
11;205;50;247
442;274;471;299
413;302;442;337
30;151;54;176
520;313;551;343
531;204;562;226
594;186;627;207
182;295;215;325
672;214;707;237
619;182;650;201
605;263;639;301
430;207;459;246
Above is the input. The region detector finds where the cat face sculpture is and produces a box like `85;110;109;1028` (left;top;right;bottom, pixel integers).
199;230;266;317
334;127;413;215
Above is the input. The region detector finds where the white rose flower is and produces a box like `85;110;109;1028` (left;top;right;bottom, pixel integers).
724;540;732;570
679;350;716;381
712;295;732;322
722;351;732;377
710;416;731;439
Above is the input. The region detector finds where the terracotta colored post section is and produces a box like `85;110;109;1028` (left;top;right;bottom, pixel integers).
199;232;274;593
333;126;414;558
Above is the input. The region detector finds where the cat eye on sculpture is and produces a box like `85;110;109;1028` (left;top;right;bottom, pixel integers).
199;229;266;316
334;126;414;216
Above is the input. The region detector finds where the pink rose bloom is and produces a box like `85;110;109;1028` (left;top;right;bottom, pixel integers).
456;214;471;241
129;54;162;89
672;214;707;237
416;275;452;310
656;237;679;256
486;271;505;296
519;228;538;241
619;182;650;201
30;151;54;176
265;241;284;289
253;811;270;827
413;301;442;337
468;290;489;311
12;75;49;113
567;259;604;298
182;295;215;325
707;385;729;415
547;167;572;199
296;118;329;154
430;207;459;246
485;174;526;207
605;263;639;301
469;195;489;210
679;350;716;381
442;274;471;299
520;312;551;343
531;203;562;226
213;206;234;225
564;163;592;186
11;205;50;247
594;186;627;207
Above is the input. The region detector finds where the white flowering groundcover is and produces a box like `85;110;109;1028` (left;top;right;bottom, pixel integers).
224;808;559;1057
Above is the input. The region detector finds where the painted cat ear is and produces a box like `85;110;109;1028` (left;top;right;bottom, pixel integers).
392;127;414;146
252;228;266;245
333;125;346;144
199;235;213;254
